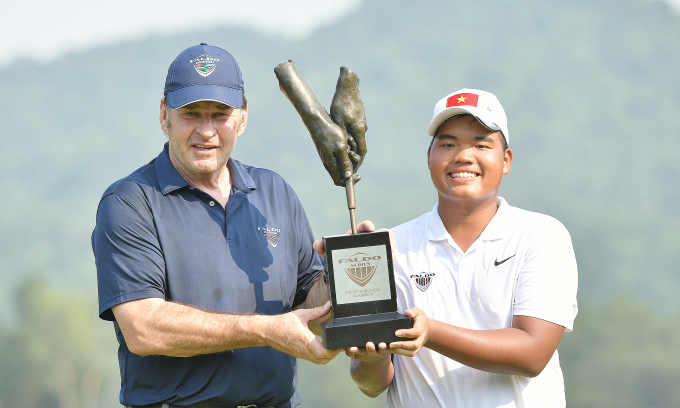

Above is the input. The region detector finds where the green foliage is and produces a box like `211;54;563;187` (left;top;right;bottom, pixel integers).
0;278;119;408
297;357;385;408
561;296;680;407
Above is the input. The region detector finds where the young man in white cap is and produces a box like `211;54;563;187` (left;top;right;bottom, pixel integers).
346;89;579;407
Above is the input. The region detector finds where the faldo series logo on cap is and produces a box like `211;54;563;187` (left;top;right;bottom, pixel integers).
190;54;219;77
338;252;382;287
258;225;280;248
411;272;435;292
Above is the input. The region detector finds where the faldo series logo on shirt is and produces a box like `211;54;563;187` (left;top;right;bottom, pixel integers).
258;225;280;247
338;252;381;287
411;272;435;292
190;54;219;77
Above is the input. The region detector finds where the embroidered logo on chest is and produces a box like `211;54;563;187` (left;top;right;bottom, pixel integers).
410;272;435;292
258;225;281;247
494;254;515;267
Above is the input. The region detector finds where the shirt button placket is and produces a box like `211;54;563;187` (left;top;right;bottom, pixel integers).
459;251;474;290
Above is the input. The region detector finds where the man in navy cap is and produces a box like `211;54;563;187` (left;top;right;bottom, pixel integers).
92;43;355;408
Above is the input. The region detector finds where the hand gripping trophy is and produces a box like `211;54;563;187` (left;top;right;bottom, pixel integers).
275;61;412;349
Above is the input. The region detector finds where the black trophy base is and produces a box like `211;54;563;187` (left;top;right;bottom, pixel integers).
320;311;413;349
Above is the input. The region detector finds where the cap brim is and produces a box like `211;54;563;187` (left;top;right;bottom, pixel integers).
167;84;243;109
427;106;476;136
427;106;502;136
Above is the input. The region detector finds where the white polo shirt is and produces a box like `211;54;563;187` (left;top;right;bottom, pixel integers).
386;197;578;408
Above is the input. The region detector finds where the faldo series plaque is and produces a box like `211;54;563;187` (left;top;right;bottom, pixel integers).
274;60;412;349
321;231;412;349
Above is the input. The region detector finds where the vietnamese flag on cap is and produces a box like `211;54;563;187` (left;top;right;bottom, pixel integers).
446;93;479;108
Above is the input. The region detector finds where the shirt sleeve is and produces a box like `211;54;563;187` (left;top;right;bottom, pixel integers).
512;217;579;331
291;192;324;309
92;190;166;321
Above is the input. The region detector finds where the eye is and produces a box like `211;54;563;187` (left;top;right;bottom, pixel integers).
214;109;235;118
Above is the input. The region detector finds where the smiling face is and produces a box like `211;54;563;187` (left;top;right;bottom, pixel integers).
428;114;513;209
160;99;247;185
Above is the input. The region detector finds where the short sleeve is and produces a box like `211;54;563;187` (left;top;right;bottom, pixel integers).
291;193;323;308
513;218;579;331
92;191;166;321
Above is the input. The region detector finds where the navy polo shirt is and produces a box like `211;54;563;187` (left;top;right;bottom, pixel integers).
92;143;322;407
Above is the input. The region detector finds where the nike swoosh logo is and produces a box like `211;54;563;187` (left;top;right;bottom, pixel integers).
494;255;515;267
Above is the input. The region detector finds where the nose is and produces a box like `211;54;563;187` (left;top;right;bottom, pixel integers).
196;113;217;137
453;146;474;164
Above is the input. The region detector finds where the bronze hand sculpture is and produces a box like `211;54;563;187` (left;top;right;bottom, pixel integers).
274;60;367;187
330;66;368;174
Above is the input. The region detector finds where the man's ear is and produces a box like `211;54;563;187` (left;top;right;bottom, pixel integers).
236;106;248;138
159;98;169;135
503;148;514;175
427;145;432;170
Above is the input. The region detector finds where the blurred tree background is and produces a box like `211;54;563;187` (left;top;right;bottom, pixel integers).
1;0;680;406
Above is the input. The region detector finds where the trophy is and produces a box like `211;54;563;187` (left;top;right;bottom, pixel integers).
274;61;412;349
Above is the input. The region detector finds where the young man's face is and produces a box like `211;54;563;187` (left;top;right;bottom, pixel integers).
427;115;513;206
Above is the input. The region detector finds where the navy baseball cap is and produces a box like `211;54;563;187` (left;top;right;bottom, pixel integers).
164;43;244;109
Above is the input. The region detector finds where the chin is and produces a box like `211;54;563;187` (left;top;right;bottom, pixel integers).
188;164;217;174
440;189;491;201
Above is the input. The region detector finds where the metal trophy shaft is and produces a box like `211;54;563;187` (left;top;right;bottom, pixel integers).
344;170;358;234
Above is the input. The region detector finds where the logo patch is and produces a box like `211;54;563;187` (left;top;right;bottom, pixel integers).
410;272;435;292
338;252;381;287
446;92;479;108
190;54;219;77
494;254;515;267
258;225;280;247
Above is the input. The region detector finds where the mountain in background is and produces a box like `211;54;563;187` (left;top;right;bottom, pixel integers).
1;0;680;406
1;0;678;310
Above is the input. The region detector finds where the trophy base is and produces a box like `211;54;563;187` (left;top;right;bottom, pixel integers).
320;312;413;349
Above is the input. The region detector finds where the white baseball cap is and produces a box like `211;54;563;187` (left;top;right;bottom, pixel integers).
427;88;509;144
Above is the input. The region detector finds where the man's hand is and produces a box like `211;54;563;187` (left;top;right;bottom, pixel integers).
345;307;428;361
389;307;429;357
266;301;342;365
346;341;391;362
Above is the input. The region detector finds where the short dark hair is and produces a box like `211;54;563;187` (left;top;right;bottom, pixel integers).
429;114;508;151
162;93;248;109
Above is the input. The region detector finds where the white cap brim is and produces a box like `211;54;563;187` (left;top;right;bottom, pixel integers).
427;106;502;136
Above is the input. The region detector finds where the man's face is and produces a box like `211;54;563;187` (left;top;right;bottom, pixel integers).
427;115;513;206
160;100;247;182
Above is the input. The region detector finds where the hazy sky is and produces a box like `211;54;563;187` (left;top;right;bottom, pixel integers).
0;0;362;66
0;0;677;67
